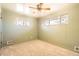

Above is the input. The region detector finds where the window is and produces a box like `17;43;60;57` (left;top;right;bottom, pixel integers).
44;20;50;26
49;16;61;25
16;17;30;27
16;17;24;26
60;15;68;24
44;14;68;26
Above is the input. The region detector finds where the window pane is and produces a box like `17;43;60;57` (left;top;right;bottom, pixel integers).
50;17;60;25
44;20;50;26
61;15;68;24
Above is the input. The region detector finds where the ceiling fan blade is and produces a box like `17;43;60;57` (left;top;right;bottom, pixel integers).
29;7;37;9
41;8;50;10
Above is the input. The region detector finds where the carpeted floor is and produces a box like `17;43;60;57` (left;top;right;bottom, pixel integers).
0;40;79;56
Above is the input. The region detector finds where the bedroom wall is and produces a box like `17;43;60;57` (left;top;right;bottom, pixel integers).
2;8;37;45
0;5;2;47
38;4;79;52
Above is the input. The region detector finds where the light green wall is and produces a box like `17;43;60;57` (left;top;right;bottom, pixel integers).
39;4;79;52
2;8;37;45
0;5;2;47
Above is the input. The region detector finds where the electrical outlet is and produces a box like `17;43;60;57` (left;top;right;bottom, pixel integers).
74;46;79;52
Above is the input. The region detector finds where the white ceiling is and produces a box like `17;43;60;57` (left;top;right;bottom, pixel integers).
1;3;67;18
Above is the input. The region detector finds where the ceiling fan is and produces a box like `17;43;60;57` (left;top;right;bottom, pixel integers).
29;3;50;11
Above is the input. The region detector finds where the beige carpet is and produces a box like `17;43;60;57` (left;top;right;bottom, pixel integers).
0;40;79;56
